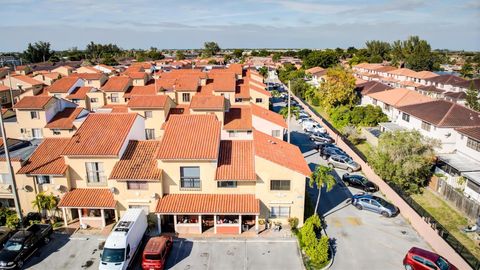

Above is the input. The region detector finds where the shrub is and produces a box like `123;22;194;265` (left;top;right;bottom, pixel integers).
298;215;329;267
343;125;363;145
288;217;299;230
6;214;19;229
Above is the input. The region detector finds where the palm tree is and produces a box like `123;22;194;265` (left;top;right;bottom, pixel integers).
304;86;317;103
44;194;59;221
309;165;337;215
32;192;48;219
279;106;300;120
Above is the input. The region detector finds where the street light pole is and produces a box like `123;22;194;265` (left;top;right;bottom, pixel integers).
7;70;15;107
287;80;291;143
0;104;23;222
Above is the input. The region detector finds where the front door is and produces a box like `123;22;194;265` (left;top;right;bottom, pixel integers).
202;215;214;232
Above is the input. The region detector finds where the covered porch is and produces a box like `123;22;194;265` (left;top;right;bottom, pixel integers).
155;194;260;235
58;188;118;228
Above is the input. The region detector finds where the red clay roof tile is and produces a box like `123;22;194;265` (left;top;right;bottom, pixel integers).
155;194;259;214
127;95;169;109
17;138;69;175
216;140;256;181
58;188;116;208
14;96;54;109
45;107;85;129
190;95;225;110
224;106;253;131
49;77;81;93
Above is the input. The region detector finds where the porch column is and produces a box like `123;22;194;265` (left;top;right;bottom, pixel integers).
78;209;83;226
101;209;106;228
255;215;259;234
62;208;68;227
238;214;242;234
157;214;162;234
213;214;217;234
114;209;119;222
198;215;202;233
173;214;178;233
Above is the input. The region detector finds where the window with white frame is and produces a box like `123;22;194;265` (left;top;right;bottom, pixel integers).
85;162;105;184
145;129;155;140
228;131;237;138
180;166;200;189
217;181;237;188
90;97;99;103
182;93;190;102
402;113;410;122
0;174;11;185
467;137;480;152
31;128;42;138
144;111;153;118
127;181;148;190
421;121;431;132
30;111;40;119
271;130;281;137
383;103;391;112
111;93;119;103
270;206;290;218
35;175;51;185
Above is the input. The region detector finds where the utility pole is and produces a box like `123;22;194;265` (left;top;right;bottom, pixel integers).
7;70;15;107
0;103;23;222
287;80;291;143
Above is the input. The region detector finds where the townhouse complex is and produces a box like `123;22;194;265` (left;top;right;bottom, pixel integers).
353;63;480;203
0;62;310;235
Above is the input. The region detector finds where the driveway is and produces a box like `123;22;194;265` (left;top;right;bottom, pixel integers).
273;97;431;269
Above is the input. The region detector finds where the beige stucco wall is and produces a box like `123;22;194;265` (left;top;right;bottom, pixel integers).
105;91;127;105
114;180;162;215
129;109;166;140
15;109;48;139
249;90;269;109
175;91;197;104
86;92;106;111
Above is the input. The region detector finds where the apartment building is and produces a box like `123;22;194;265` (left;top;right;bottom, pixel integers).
101;76;132;105
48;77;84;99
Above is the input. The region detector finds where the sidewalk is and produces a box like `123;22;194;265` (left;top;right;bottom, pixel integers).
292;95;473;270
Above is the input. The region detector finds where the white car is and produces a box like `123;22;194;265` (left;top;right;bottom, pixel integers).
305;125;326;134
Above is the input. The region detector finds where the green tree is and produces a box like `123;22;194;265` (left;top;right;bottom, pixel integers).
272;52;281;62
32;192;58;220
85;41;121;62
310;166;336;214
297;49;313;60
290;79;309;98
258;66;268;78
465;82;480;111
250;50;259;56
202;41;221;58
279;106;300;120
23;41;53;63
369;130;439;194
223;54;233;63
303;50;339;69
318;67;357;109
233;49;244;58
390;36;438;71
298;215;330;267
270;90;281;98
146;47;165;60
460;62;474;78
258;49;270;57
101;54;118;66
176;51;186;60
365;40;391;62
346;46;358;57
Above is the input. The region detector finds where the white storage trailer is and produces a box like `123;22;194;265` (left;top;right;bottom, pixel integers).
99;208;147;270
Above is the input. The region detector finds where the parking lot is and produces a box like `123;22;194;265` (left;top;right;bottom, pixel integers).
272;96;431;269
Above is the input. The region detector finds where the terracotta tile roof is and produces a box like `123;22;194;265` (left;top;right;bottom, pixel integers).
228;64;244;76
190;95;225;110
211;74;236;92
455;126;480;141
374;66;398;72
78;66;101;73
127;95;168;109
458;78;480;90
216;140;256;181
110;140;162;181
71;73;105;80
306;67;325;74
235;82;251;99
0;85;10;92
155;194;259;214
49;77;81;93
158;115;221;160
11;75;43;86
155;78;176;92
101;76;132;92
224;106;253;131
356;81;392;95
398;100;480;127
353;63;383;70
17;138;69;175
247;79;271;97
45;107;85;129
425;75;467;86
368;88;432;107
250;104;287;128
175;77;199;92
127;72;148;80
14;96;54;109
66;86;94;99
388;68;418;77
254;130;311;176
417;85;444;94
58;188;116;208
101;104;129;113
63;113;138;156
412;71;438;79
444;91;467;100
124;85;157;98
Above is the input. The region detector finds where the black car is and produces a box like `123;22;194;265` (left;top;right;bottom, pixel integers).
310;133;333;143
342;173;378;192
0;228;13;249
0;224;52;269
21;213;41;227
320;147;347;160
315;142;336;151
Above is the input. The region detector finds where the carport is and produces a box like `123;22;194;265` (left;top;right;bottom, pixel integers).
155;194;260;234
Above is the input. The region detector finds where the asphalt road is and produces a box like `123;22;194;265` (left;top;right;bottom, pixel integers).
273;97;431;270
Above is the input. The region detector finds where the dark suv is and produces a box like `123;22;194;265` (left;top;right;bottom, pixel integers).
320;147;347;160
342;173;378;192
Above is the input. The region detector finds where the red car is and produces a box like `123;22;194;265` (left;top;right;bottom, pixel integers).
403;247;458;270
142;236;173;270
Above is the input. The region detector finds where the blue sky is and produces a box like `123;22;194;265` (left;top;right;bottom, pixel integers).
1;0;479;51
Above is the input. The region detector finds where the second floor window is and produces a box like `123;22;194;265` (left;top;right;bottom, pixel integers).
421;121;431;132
145;129;155;140
90;97;99;103
35;176;51;185
182;93;190;102
111;93;119;103
52;129;61;135
271;130;281;137
270;180;291;191
30;111;39;119
467;138;480;152
31;128;42;138
86;162;105;184
180;166;200;189
383;104;391;112
217;181;237;188
402;113;410;122
255;98;263;103
127;181;148;190
144;111;153;118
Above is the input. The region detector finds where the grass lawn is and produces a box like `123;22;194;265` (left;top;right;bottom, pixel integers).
354;140;372;159
311;105;331;122
411;189;480;259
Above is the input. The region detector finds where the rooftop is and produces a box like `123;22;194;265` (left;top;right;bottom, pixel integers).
190;95;225;111
250;104;287;128
48;77;80;93
101;76;131;92
156;194;259;214
45;107;86;130
368;88;432;107
58;188;116;208
65;86;95;100
13;96;55;109
17;138;70;175
127;95;169;109
216;140;256;181
224;106;253;131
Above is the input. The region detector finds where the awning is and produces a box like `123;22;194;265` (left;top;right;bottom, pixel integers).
437;152;480;173
58;188;116;208
155;194;260;214
463;172;480;185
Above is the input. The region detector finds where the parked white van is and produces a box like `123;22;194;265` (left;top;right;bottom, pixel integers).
99;208;147;270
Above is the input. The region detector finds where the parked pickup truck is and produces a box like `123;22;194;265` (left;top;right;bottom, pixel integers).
0;224;53;269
